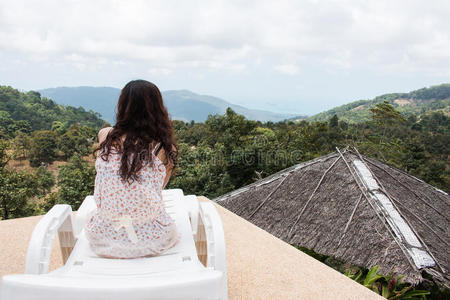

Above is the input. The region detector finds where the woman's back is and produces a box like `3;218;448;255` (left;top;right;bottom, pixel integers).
85;142;180;259
94;140;166;220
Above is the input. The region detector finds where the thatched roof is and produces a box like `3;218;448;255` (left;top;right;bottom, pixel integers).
215;147;450;287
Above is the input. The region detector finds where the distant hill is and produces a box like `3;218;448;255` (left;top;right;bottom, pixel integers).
38;87;120;124
0;86;105;134
302;84;450;123
39;87;301;123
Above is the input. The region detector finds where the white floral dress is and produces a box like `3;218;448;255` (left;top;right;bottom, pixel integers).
85;146;180;259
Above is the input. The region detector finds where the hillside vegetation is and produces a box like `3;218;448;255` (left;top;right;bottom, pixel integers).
0;86;105;134
305;84;450;123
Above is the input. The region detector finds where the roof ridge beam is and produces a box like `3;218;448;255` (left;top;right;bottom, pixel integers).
334;147;420;272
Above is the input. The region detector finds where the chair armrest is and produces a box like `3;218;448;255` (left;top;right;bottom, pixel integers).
199;202;228;298
183;195;200;237
74;195;97;238
25;205;75;274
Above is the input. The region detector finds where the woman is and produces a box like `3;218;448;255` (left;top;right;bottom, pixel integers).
85;80;180;259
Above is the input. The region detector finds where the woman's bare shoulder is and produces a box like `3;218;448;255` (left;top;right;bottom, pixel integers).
98;127;113;143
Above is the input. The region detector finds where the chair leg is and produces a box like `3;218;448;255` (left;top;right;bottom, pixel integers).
25;205;74;274
58;214;76;264
195;213;208;267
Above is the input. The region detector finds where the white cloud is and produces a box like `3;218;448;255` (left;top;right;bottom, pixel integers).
0;0;449;78
147;67;173;76
274;64;300;75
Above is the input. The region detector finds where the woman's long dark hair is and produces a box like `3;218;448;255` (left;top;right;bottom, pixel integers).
94;80;178;184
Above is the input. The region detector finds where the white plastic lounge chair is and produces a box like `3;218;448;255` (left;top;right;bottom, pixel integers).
1;189;228;300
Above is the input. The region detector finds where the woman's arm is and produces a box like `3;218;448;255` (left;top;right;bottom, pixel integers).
157;145;176;189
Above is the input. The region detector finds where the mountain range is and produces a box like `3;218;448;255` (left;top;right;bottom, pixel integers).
38;87;301;123
38;84;449;125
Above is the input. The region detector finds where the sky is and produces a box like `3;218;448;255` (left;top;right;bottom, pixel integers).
0;0;449;115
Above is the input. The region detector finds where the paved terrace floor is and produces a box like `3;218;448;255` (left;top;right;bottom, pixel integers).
0;197;383;300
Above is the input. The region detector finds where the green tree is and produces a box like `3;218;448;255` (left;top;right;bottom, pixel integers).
0;140;11;167
423;160;448;189
0;140;55;219
51;121;66;134
370;101;406;143
12;132;31;159
0;168;39;219
29;130;58;167
0;141;37;219
204;108;257;150
0;111;14;135
329;114;339;128
56;154;95;210
204;108;259;186
57;124;95;159
401;138;427;174
168;142;234;198
10;120;32;136
370;101;405;124
33;166;55;196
